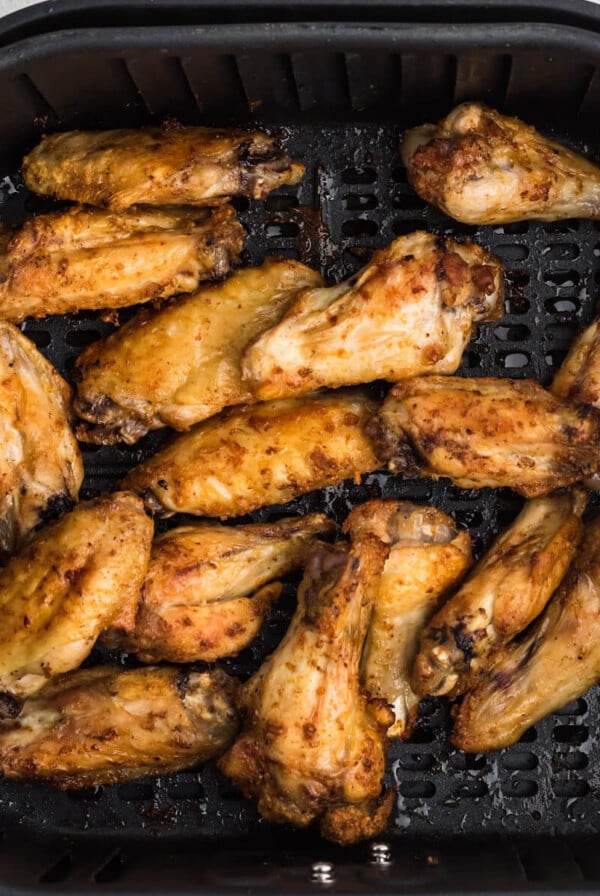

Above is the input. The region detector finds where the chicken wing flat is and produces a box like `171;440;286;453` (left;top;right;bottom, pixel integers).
74;259;323;445
0;321;82;555
0;204;244;321
22;127;304;210
371;376;600;497
413;489;586;700
122;391;380;519
551;316;600;410
243;232;503;400
105;513;335;663
0;665;238;787
453;516;600;753
218;533;394;845
344;500;471;739
402;103;600;224
0;492;152;708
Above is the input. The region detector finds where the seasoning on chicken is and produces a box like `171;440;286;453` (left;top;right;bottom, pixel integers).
453;516;600;753
218;532;394;845
344;500;471;738
22;126;304;209
104;513;335;663
0;204;244;321
402;102;600;224
0;492;152;708
370;376;600;498
243;232;503;400
74;259;323;445
121;390;381;519
0;321;82;556
0;666;239;787
413;489;586;699
551;316;600;410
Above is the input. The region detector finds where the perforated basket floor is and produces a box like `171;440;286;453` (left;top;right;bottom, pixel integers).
2;116;600;853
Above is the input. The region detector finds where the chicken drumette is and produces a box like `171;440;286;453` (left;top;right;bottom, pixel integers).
0;204;244;321
104;513;335;663
551;316;600;411
74;259;323;445
243;232;503;400
218;533;394;845
371;376;600;497
453;515;600;753
413;489;586;699
0;321;82;556
22;127;304;209
0;665;239;787
402;103;600;224
345;500;471;738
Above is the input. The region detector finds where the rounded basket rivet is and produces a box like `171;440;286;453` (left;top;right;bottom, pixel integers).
311;861;335;883
370;842;392;865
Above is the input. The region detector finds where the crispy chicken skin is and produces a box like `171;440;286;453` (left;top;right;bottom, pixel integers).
371;376;600;497
74;259;323;445
218;534;394;845
453;516;600;753
0;204;244;322
243;232;503;400
0;322;82;555
0;493;152;708
413;489;586;700
0;665;239;787
402;102;600;224
105;513;335;663
551;316;600;410
22;127;304;210
122;391;380;519
344;500;471;738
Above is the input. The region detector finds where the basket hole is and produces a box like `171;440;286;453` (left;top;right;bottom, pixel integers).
399;780;436;799
505;269;530;288
552;780;590;798
453;780;488;799
460;350;482;369
391;165;407;183
497;350;530;369
494;222;529;235
65;328;101;348
553;725;589;745
265;221;299;238
396;753;435;772
501;779;538;798
545;297;580;314
543;220;579;234
22;328;51;348
518;727;537;744
264;194;298;212
541;242;579;261
554;698;587;716
94;850;125;884
166;778;205;800
407;726;435;744
392;218;427;237
545;350;568;369
494;324;530;342
505;294;530;315
39;853;72;884
392;192;427;211
341;166;376;184
553;750;588;771
117;780;154;801
501;753;538;772
494;243;529;262
544;269;579;288
449;753;486;771
546;322;577;345
341;219;378;237
67;785;104;800
344;193;378;211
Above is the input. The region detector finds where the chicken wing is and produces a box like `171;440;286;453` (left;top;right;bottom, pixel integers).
0;492;152;708
74;259;323;445
551;316;600;410
402;103;600;224
0;204;244;321
344;500;471;738
413;489;586;700
218;533;394;845
22;127;304;210
104;513;335;663
0;321;82;555
243;232;503;400
453;515;600;753
370;376;600;497
0;665;238;787
122;391;380;519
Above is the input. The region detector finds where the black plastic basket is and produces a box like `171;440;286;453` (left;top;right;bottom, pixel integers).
2;2;600;892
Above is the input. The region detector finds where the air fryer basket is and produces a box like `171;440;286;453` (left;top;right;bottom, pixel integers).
2;5;600;893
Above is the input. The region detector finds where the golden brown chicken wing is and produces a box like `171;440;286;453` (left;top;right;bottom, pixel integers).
0;204;244;321
371;376;600;497
551;316;600;410
402;103;600;224
0;321;82;555
413;489;586;700
0;492;152;708
243;232;503;400
453;515;600;753
104;513;335;663
122;391;380;519
218;533;393;845
344;500;471;738
0;665;238;787
74;259;323;445
22;127;304;210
